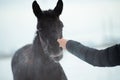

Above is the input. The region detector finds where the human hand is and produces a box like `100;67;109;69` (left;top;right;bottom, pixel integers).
57;38;68;49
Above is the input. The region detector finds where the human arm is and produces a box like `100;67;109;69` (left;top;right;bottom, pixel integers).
57;39;120;67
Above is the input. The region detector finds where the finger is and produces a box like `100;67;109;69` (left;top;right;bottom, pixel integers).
57;39;61;43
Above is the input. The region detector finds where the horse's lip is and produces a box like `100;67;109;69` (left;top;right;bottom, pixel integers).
50;51;63;58
50;52;63;63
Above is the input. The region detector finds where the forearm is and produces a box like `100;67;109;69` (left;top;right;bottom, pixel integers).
66;40;120;67
66;40;100;66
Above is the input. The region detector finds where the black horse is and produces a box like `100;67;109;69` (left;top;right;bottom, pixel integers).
11;0;67;80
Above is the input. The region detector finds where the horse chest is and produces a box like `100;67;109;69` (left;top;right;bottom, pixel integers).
31;58;63;80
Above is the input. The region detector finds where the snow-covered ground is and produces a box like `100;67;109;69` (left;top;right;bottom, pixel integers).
0;57;13;80
0;0;120;80
0;52;120;80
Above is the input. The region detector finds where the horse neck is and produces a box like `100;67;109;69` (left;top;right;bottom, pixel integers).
33;34;50;61
33;34;44;55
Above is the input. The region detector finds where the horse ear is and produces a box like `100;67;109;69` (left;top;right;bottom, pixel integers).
32;1;42;18
54;0;63;17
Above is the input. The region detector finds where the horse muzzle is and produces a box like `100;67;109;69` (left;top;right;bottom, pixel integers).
50;51;63;62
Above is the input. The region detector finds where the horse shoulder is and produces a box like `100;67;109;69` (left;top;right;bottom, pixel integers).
12;44;34;67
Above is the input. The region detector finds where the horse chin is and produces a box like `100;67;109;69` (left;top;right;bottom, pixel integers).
50;51;63;62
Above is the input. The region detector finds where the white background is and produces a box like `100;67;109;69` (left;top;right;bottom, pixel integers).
0;0;120;80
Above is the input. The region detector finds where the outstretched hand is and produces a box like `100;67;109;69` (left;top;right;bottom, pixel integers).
57;38;68;49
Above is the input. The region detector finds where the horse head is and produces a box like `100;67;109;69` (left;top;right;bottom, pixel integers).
32;0;63;62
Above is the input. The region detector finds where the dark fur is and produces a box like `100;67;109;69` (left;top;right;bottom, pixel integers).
11;0;67;80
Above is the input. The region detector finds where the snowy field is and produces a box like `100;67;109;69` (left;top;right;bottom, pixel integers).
0;0;120;80
0;57;13;80
1;52;120;80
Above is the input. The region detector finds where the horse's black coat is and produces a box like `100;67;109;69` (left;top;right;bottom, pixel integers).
11;0;67;80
